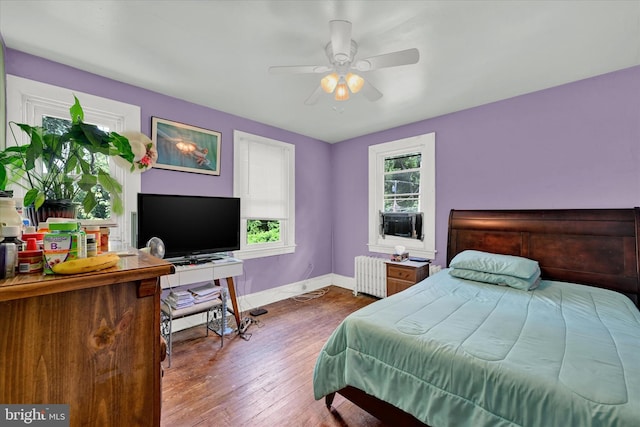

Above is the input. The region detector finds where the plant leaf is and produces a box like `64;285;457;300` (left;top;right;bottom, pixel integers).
0;165;6;190
77;173;97;191
69;95;84;123
111;133;135;163
111;195;124;215
23;188;45;209
97;169;122;193
82;190;97;214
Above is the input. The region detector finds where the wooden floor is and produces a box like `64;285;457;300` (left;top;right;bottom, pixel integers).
161;286;388;427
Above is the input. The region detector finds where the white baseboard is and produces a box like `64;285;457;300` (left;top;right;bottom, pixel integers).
167;273;354;333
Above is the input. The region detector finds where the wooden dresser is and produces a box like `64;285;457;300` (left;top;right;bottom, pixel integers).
386;260;430;296
0;251;174;426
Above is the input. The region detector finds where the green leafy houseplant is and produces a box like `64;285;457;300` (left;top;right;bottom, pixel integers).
0;96;135;217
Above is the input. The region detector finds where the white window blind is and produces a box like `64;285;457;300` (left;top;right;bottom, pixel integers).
237;138;290;220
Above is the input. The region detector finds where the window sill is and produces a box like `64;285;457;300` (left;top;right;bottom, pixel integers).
233;244;296;260
367;243;436;260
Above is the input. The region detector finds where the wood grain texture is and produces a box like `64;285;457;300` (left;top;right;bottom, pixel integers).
447;208;640;305
160;286;389;427
0;251;175;302
0;252;173;426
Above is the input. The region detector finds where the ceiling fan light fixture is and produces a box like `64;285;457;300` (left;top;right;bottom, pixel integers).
346;73;365;93
268;20;419;105
335;82;350;101
321;73;339;93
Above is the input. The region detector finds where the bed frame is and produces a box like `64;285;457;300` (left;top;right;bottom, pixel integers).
325;208;640;426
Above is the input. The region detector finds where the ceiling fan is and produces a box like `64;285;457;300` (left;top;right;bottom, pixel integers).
268;20;420;105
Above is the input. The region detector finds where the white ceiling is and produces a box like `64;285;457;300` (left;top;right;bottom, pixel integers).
1;0;639;143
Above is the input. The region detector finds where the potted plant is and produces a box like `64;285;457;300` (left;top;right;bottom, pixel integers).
0;96;136;225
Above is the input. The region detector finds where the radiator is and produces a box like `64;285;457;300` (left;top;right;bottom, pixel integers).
354;256;387;298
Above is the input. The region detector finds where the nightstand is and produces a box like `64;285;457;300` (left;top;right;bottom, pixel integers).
386;260;430;296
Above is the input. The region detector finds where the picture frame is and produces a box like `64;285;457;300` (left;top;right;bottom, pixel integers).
151;117;221;175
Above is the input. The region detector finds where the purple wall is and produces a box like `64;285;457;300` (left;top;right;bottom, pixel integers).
332;65;640;276
7;48;640;286
6;48;334;296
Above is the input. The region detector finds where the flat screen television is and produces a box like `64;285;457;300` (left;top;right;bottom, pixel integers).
137;193;240;261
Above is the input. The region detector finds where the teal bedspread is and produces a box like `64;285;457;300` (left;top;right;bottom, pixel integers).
313;270;640;427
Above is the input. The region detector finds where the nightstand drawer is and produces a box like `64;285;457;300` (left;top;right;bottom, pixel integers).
387;278;414;295
387;265;418;281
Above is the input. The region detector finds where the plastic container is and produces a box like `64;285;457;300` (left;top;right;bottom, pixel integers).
1;226;24;251
100;227;110;252
21;232;46;250
86;234;97;257
18;238;43;274
14;198;29;228
0;225;21;278
0;198;23;229
84;225;101;253
43;221;85;275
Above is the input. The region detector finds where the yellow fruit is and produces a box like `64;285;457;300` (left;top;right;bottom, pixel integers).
52;254;120;275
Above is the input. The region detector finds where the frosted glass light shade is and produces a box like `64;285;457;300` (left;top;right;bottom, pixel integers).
335;83;350;101
346;73;364;93
321;73;339;93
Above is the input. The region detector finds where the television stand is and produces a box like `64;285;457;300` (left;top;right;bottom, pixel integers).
170;254;226;266
161;256;244;331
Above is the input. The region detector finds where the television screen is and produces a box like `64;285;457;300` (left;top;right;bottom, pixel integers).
137;193;240;260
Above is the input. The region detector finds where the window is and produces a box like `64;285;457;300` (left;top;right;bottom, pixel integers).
5;75;141;245
233;130;295;259
368;133;436;259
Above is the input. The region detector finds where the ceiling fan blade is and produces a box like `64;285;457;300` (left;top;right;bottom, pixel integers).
361;80;383;102
354;48;419;71
330;20;352;63
269;65;332;74
304;86;323;105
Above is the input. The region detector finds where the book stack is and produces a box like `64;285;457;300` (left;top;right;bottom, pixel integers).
167;290;194;309
189;282;222;304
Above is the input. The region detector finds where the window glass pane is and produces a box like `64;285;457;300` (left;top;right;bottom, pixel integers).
247;219;281;244
384;171;420;195
383;152;421;213
41;116;112;220
384;153;421;172
384;195;420;212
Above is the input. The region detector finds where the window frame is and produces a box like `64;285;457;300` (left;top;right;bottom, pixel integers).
233;130;295;260
5;75;141;245
368;132;436;259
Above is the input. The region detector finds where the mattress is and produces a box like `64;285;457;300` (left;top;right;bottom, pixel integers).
313;269;640;427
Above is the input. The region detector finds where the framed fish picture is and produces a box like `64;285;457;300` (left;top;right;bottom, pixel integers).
151;117;221;175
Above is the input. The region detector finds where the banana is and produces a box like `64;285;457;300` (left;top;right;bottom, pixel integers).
52;254;120;275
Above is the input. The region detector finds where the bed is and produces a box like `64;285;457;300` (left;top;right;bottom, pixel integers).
313;208;640;426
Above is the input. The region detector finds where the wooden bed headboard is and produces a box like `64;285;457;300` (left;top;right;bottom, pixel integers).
447;208;640;306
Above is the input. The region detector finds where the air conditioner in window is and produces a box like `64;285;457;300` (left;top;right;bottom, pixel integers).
379;211;423;241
